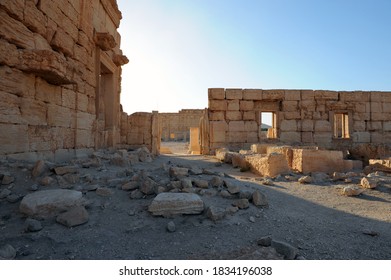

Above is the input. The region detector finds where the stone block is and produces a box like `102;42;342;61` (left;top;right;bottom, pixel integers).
227;99;239;110
0;9;35;49
243;89;262;100
284;111;301;120
371;102;382;113
47;104;75;128
243;111;256;120
227;131;246;143
76;112;95;130
313;132;332;145
300;100;316;111
208;88;225;100
382;102;391;113
254;101;280;111
210;121;228;142
228;121;245;132
280;132;301;143
209;111;225;121
301;90;315;100
226;111;242;121
50;27;74;56
20;98;47;125
244;121;258;132
284;90;301;101
262;90;284;100
240;100;254;111
209;99;227;111
368;121;382;131
314;90;338;100
266;146;294;168
352;132;370;143
280;120;297;132
0;124;29;154
340;91;370;102
371;132;384;144
354;102;368;113
247;132;259;143
76;129;95;148
62;88;77;109
0;39;19;66
77;92;89;112
36;77;62;105
0;67;35;98
0;92;23;124
282;101;298;112
371;112;385;121
301;120;314;132
383;121;391;131
301;132;314;143
0;0;25;21
251;143;273;154
24;0;47;36
353;112;370;121
292;149;345;173
353;121;366;131
148;193;204;216
314;120;332;132
225;89;242;99
246;153;290;177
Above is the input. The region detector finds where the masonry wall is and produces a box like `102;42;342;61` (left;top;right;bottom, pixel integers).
159;109;203;141
0;0;128;161
205;88;391;161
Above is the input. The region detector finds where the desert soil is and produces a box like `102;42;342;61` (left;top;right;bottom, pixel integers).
0;142;390;260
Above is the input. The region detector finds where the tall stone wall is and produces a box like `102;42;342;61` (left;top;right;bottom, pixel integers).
0;0;128;161
205;88;391;161
159;109;203;141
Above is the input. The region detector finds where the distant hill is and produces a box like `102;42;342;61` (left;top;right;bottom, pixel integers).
261;123;272;130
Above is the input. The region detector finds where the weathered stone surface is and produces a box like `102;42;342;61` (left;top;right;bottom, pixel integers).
54;166;78;175
130;189;143;199
342;186;364;196
1;175;14;185
148;193;204;216
39;176;54;186
56;206;89;227
19;189;85;219
239;190;253;200
0;244;16;260
140;177;158;195
252;191;268;207
6;194;21;203
257;235;272;247
210;176;224;187
271;240;298;260
31;160;47;177
169;167;188;178
206;206;226;221
361;177;378;189
180;178;193;189
121;181;139;191
96;187;113;197
232;198;250;209
298;175;312;184
193;179;209;189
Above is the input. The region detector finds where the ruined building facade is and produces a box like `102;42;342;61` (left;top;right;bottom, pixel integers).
159;109;203;141
0;0;129;160
200;88;391;162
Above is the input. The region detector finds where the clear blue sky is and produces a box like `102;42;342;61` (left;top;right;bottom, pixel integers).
117;0;391;114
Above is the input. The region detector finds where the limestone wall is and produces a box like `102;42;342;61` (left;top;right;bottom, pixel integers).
0;0;128;161
205;88;391;160
159;109;203;141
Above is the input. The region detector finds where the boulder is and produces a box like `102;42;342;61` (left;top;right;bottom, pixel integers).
210;176;224;187
169;167;188;178
239;190;253;199
342;186;364;196
129;189;143;199
54;166;78;175
148;193;204;216
206;206;226;221
257;235;272;247
56;206;89;227
2;175;14;185
138;147;153;163
140;177;158;195
24;218;43;232
193;179;209;189
180;178;193;189
271;240;298;260
96;187;113;197
361;177;378;189
19;189;85;219
232;198;250;209
31;160;47;177
121;181;139;191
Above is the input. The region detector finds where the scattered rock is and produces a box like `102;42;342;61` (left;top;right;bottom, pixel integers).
138;147;153;163
232;198;250;209
140;177;158;195
128;209;136;216
342;186;364;196
262;178;274;186
193;179;209;189
6;194;21;203
19;189;86;219
31;160;47;177
24;218;43;232
210;176;223;187
121;181;139;191
56;206;89;227
332;172;346;181
63;173;80;184
129;189;143;199
220;190;233;198
249;216;256;223
39;176;54;186
2;175;14;185
189;167;203;175
166;221;176;232
361;177;378;189
96;187;113;197
148;193;204;216
271;240;298;260
226;206;239;214
54;166;78;175
311;172;330;183
362;229;380;237
180;178;193;189
110;156;129;167
252;191;268;207
257;235;272;247
227;185;240;195
206;206;226;221
239;190;253;200
0;244;16;260
0;189;12;199
298;175;312;184
169;167;188;178
29;184;39;191
215;148;234;163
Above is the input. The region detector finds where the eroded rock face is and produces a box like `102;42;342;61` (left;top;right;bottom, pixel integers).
148;193;204;216
19;189;85;219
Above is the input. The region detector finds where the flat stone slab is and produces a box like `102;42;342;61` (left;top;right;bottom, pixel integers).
19;189;85;219
148;193;204;216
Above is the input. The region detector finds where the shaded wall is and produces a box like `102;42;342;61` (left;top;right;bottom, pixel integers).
159;109;203;141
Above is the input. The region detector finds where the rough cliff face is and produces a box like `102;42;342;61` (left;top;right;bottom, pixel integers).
0;0;128;161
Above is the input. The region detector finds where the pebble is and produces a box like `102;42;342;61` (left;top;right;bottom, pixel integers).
24;218;43;232
257;235;272;247
0;244;16;260
6;194;21;203
29;184;39;191
249;216;256;223
166;221;176;232
1;175;15;185
0;189;12;199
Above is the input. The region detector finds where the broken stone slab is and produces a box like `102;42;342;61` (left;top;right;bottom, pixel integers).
252;191;268;207
210;176;224;187
206;206;226;221
311;172;330;183
189;167;203;175
121;181;139;191
298;175;312;184
193;179;209;189
1;175;14;185
148;193;204;216
54;166;78;175
220;190;233;198
138;147;153;163
361;177;378;189
342;186;364;196
232;198;250;209
140;177;158;195
180;178;193;189
19;189;86;219
56;206;89;228
271;240;298;260
96;187;113;197
129;189;143;199
239;190;253;200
